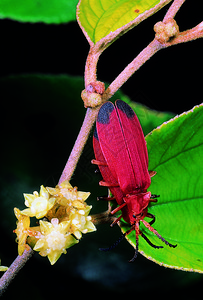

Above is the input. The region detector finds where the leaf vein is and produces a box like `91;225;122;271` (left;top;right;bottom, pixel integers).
154;141;203;170
153;195;203;207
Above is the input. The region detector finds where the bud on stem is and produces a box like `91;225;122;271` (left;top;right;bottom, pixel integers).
81;81;105;108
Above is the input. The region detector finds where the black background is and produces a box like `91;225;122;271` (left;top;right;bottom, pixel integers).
0;1;203;298
1;1;202;113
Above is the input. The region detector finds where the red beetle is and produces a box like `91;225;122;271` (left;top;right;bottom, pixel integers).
92;100;176;261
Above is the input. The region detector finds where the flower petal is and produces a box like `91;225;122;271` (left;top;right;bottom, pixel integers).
73;230;82;240
77;191;90;201
33;238;46;251
39;185;49;199
23;193;36;207
39;220;53;235
58;220;71;234
14;207;30;255
84;220;96;233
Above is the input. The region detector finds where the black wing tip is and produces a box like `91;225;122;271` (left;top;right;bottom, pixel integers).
116;100;135;118
97;101;114;124
97;100;135;124
93;127;99;140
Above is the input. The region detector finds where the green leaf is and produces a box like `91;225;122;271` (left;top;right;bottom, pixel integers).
77;0;172;44
120;103;203;272
0;0;78;23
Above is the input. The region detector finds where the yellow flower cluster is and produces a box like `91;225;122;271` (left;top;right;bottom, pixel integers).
14;181;96;265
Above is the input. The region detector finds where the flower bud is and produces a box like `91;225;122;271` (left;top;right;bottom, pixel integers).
86;81;105;94
154;19;179;43
81;90;103;108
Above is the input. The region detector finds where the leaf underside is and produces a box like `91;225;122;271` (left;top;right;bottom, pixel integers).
120;103;203;273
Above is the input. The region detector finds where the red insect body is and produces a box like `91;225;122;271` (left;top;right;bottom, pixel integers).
93;100;176;260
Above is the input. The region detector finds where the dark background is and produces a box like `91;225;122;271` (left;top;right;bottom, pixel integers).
0;1;203;298
1;1;202;113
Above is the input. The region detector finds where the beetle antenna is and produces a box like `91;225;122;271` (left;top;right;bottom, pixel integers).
99;227;134;252
150;194;160;199
99;233;126;252
129;235;139;262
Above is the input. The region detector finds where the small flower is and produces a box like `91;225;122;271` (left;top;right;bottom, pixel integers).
46;180;92;222
0;260;8;272
14;181;96;264
47;180;90;205
69;205;96;239
154;19;179;43
21;185;56;219
14;208;30;255
33;218;78;265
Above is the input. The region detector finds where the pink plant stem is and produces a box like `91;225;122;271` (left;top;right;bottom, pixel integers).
166;22;203;45
84;48;100;87
163;0;186;22
0;248;34;296
103;39;165;101
58;0;203;185
58;106;100;184
59;39;165;184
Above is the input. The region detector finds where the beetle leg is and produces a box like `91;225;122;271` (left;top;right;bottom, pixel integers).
149;170;157;177
97;196;115;201
149;198;158;203
99;180;119;187
111;202;127;214
139;230;163;249
110;215;122;227
146;213;156;225
91;159;107;166
150;194;160;199
129;222;139;262
141;219;177;248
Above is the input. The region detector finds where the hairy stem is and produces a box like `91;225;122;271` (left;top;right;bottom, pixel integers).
59;40;162;183
58;106;100;184
84;48;101;87
91;201;117;225
58;39;163;184
163;0;186;22
103;39;164;101
0;248;34;296
165;22;203;46
91;211;116;226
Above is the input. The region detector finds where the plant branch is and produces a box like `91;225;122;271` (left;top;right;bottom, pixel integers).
103;39;164;102
80;0;174;88
58;106;100;184
84;48;101;87
91;211;117;226
91;201;117;225
59;0;203;184
59;40;163;183
0;248;34;296
165;21;203;46
163;0;186;22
